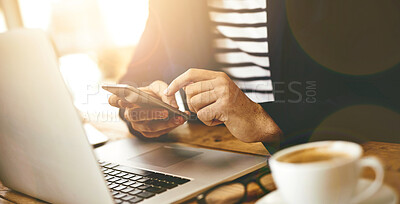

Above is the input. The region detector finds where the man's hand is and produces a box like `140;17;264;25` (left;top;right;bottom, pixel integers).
109;80;187;138
164;68;281;143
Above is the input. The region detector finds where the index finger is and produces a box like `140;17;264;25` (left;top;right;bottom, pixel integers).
108;94;136;108
147;81;179;108
164;68;215;96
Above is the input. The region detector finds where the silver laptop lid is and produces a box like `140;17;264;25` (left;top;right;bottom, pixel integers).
0;29;113;204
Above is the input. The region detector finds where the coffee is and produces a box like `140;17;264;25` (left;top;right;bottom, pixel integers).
270;141;384;204
277;147;351;163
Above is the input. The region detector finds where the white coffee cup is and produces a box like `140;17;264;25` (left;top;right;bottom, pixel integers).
269;141;384;204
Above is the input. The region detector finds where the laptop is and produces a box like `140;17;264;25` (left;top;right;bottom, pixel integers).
0;29;267;204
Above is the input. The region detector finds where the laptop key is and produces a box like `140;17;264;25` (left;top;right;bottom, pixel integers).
115;179;128;184
147;172;164;179
128;189;142;195
122;195;135;201
146;180;163;186
172;177;190;184
123;174;135;179
130;183;144;188
114;199;122;204
108;183;119;189
114;193;127;199
137;178;150;183
109;171;121;176
158;182;178;189
121;187;134;193
130;176;143;181
103;169;114;174
146;186;166;194
137;191;155;199
123;181;136;186
137;184;150;190
116;172;128;177
129;196;144;203
114;185;127;191
108;177;120;182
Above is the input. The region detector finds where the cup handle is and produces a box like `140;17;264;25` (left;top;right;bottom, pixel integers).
351;156;384;203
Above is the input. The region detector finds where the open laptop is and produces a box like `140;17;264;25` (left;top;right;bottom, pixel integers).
0;29;267;204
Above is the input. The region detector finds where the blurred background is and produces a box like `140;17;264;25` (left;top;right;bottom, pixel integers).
0;0;149;128
1;0;399;143
1;0;149;80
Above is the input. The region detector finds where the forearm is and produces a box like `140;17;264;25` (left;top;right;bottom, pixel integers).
250;103;281;154
252;103;282;143
224;100;282;143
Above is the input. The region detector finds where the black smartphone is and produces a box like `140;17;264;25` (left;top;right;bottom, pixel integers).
102;84;189;120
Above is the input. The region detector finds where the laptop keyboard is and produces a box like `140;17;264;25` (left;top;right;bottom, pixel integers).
99;161;190;204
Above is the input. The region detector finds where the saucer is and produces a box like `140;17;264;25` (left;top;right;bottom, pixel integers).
256;178;398;204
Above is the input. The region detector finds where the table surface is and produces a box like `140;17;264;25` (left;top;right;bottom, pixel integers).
1;120;399;203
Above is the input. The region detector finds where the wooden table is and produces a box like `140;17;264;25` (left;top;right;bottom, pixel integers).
1;121;399;203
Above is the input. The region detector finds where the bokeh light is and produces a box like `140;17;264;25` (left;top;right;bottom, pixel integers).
97;0;148;47
19;0;53;30
286;0;400;75
310;105;400;143
18;0;148;49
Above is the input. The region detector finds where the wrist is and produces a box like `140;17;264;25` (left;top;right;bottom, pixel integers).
253;103;282;143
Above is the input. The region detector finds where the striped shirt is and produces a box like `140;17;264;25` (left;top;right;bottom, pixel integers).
207;0;274;103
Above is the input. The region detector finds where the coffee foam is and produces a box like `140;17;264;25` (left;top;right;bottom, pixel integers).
277;146;352;164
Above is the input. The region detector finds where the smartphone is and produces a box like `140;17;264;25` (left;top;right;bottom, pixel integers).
102;84;189;121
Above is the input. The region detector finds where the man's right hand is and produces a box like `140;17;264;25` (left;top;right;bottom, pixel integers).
108;80;187;138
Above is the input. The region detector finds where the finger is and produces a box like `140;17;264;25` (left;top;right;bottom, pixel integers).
188;90;218;113
108;95;121;107
132;116;184;133
147;81;179;108
109;94;139;109
124;108;169;122
197;103;225;126
164;68;217;96
184;79;216;99
209;119;224;126
186;93;195;113
118;99;136;108
137;86;158;97
141;126;177;138
185;80;216;113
